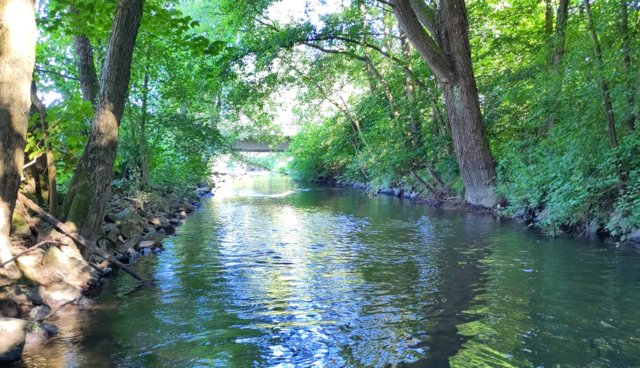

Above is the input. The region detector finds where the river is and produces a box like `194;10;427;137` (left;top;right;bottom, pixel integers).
19;174;640;367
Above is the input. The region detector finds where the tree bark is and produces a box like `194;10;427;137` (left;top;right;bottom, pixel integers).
62;0;144;243
0;0;36;273
620;0;635;132
73;34;99;107
138;71;150;187
546;0;569;128
393;0;497;207
30;81;58;216
584;0;618;148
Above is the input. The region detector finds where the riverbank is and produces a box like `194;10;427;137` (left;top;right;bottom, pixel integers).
0;184;211;363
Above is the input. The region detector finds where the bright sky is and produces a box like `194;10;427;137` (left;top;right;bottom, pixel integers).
267;0;345;26
263;0;348;136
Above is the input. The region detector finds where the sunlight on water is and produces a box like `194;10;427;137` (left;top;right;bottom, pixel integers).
19;174;640;367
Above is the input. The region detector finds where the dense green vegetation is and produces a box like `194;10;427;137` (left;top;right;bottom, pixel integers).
1;0;639;264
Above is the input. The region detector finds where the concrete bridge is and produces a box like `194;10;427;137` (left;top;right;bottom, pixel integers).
233;138;290;152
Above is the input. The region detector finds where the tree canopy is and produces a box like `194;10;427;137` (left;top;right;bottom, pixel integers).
1;0;638;241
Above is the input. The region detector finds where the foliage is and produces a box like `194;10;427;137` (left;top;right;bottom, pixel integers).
26;0;640;238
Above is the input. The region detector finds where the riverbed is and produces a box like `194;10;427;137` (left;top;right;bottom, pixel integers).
19;174;640;367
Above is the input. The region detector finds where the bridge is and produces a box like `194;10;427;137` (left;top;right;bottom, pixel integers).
233;138;291;152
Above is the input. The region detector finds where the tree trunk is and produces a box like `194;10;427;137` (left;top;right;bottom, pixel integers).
139;71;150;187
393;0;497;207
620;0;635;132
62;0;144;243
546;0;569;128
30;81;57;216
73;34;99;107
0;0;36;273
584;0;618;148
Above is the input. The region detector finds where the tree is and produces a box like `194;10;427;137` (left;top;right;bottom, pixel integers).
73;34;99;107
392;0;497;207
0;0;37;273
62;0;144;242
584;0;618;148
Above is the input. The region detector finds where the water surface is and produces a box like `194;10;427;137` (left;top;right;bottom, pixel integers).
20;174;640;367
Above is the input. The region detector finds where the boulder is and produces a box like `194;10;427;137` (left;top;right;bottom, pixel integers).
16;250;63;286
169;218;182;226
118;235;142;254
42;246;99;290
175;210;187;219
114;207;143;239
0;317;28;362
102;223;120;244
136;240;156;250
28;305;50;321
159;216;170;228
38;282;81;309
142;230;164;245
629;228;640;244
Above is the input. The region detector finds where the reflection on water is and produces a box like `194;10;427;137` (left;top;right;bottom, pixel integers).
20;174;640;367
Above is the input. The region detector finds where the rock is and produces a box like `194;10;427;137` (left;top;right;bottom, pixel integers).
28;305;50;321
175;210;187;219
114;207;143;239
42;246;99;289
16;250;63;286
26;321;58;343
629;228;640;244
38;282;81;309
163;225;176;235
104;213;118;223
142;231;164;245
136;240;157;249
0;317;28;362
1;284;40;307
183;202;195;213
0;299;20;318
11;211;32;240
102;223;120;244
169;218;182;225
159;216;170;228
117;234;142;254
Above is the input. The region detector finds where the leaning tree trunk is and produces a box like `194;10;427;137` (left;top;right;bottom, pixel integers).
0;0;37;273
393;0;497;207
440;0;496;207
62;0;144;243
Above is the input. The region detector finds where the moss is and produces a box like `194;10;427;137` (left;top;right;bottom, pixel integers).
10;212;30;238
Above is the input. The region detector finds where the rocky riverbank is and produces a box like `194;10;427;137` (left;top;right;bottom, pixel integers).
0;185;211;363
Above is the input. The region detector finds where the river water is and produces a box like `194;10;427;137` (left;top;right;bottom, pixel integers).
19;174;640;367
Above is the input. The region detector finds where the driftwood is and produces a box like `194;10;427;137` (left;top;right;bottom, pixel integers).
17;193;149;283
0;240;63;268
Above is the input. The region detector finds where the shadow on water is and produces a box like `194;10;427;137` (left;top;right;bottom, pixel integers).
18;174;640;367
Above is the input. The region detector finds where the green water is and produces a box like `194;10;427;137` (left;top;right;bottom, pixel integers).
20;174;640;367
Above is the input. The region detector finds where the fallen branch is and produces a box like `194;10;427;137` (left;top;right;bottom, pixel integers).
18;193;150;284
0;240;63;268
